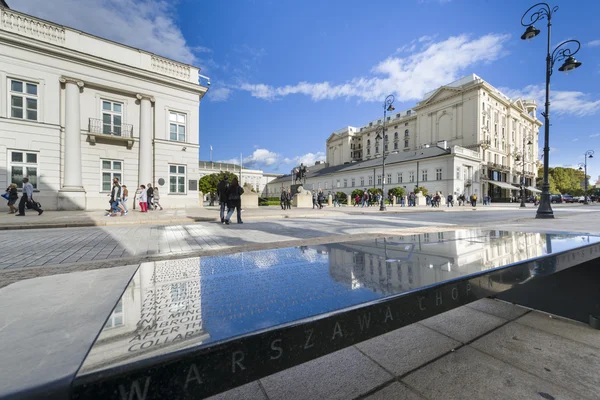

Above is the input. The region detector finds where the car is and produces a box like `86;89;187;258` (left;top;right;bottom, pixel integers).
550;194;563;203
562;195;575;203
574;196;585;203
578;196;591;203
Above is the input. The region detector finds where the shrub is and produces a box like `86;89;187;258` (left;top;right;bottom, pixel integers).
388;187;406;198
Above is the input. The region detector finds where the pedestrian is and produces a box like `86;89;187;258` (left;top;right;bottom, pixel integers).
107;178;125;216
447;194;453;207
333;192;339;207
470;193;477;207
146;184;154;210
5;183;18;214
286;188;292;209
138;184;148;212
121;184;129;213
317;189;324;209
354;194;360;206
16;177;43;216
224;177;244;225
153;187;164;210
312;190;317;209
280;188;287;210
216;175;229;224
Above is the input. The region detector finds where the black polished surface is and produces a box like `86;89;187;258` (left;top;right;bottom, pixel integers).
72;229;600;400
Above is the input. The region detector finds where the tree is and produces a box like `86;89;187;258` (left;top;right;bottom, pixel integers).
368;188;382;195
198;172;238;194
388;187;406;198
538;166;585;194
351;189;364;198
415;186;428;195
336;191;347;202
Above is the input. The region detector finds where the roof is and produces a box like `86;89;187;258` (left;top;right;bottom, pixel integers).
267;147;451;185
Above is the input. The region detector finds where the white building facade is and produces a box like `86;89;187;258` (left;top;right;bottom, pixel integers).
0;5;208;210
321;74;543;201
199;161;282;196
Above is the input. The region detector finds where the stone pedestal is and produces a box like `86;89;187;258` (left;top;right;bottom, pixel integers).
241;191;259;209
328;194;333;206
415;192;425;206
346;196;351;206
198;191;204;208
293;186;313;208
58;189;87;211
392;197;397;206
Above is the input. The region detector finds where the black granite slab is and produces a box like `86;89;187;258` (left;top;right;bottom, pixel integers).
69;229;600;400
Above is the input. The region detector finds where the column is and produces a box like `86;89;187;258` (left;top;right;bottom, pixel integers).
137;94;154;186
60;77;84;189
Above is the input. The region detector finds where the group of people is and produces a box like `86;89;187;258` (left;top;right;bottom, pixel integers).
280;188;292;210
312;189;325;209
216;175;244;225
106;178;163;216
3;177;43;216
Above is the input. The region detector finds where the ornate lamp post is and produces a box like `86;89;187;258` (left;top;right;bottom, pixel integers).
375;95;395;211
517;135;534;208
520;3;583;219
578;150;594;204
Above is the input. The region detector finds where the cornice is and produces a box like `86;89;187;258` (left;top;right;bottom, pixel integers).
0;31;207;97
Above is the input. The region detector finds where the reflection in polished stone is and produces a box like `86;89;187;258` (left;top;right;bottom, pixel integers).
78;229;599;377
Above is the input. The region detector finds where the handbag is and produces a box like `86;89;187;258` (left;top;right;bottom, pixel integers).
1;192;9;200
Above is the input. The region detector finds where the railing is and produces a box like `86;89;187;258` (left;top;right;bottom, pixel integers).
0;9;66;45
89;118;133;138
151;55;191;80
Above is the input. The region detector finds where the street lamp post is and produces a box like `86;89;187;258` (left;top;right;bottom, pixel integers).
519;135;534;208
520;3;583;219
578;150;594;204
375;95;395;211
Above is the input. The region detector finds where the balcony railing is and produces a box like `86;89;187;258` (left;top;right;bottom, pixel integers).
88;118;134;149
89;118;133;138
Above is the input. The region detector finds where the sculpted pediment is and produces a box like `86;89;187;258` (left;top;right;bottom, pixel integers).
419;87;462;106
512;98;527;113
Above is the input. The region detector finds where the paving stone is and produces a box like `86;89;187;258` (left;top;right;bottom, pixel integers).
260;346;392;400
515;311;600;350
466;298;529;320
363;382;426;400
419;305;506;343
470;321;600;399
356;323;460;376
204;381;267;400
402;346;582;400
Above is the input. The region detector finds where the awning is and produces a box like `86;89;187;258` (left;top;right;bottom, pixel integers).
488;181;519;190
526;186;542;193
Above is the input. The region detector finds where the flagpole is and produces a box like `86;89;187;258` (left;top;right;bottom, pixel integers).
210;146;212;162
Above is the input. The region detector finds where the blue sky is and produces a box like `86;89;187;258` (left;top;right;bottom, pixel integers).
13;0;600;180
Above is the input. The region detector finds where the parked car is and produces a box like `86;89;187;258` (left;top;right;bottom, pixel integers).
562;195;575;203
574;196;584;203
550;194;563;203
577;196;591;203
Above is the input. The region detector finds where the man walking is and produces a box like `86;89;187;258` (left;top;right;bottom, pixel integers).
217;175;229;224
280;188;287;210
16;177;43;216
286;188;292;210
146;184;154;210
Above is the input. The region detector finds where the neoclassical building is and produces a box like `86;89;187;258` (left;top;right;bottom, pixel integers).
0;3;208;210
198;161;282;195
267;74;542;201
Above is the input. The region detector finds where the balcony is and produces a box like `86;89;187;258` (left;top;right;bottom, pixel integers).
88;118;134;149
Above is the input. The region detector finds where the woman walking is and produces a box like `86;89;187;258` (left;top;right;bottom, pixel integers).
138;185;148;212
224;178;244;225
121;185;129;213
5;184;18;214
153;187;164;210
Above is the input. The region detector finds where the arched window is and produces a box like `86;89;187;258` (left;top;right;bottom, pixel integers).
394;132;398;139
384;134;388;142
404;129;409;136
367;139;371;146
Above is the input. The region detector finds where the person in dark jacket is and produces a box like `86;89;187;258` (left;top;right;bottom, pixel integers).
224;178;244;225
5;183;18;214
286;188;292;209
216;176;229;223
280;188;287;210
146;184;154;210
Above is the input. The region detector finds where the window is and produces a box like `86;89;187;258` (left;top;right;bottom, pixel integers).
102;100;123;135
368;176;373;186
104;299;124;329
375;146;379;153
325;182;328;190
404;140;409;148
384;134;388;142
456;167;461;179
377;175;382;185
10;150;38;189
387;174;391;184
351;178;355;187
409;171;415;182
405;122;408;126
169;165;186;193
394;142;398;150
384;144;388;152
101;160;123;191
343;179;347;188
367;148;371;155
169;111;186;141
422;169;428;181
404;129;409;137
360;177;364;186
10;80;38;121
397;172;402;183
436;168;442;180
336;180;340;188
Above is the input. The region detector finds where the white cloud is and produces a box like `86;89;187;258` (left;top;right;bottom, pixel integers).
283;152;326;166
500;85;600;117
240;33;510;103
590;134;600;138
208;87;232;102
12;0;198;64
573;138;579;142
588;40;600;47
243;149;280;168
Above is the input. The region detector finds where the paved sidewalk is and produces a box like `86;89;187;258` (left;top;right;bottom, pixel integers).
208;299;600;400
0;202;577;230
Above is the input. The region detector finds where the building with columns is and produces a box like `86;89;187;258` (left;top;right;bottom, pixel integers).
0;4;208;210
267;74;543;201
198;161;282;196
